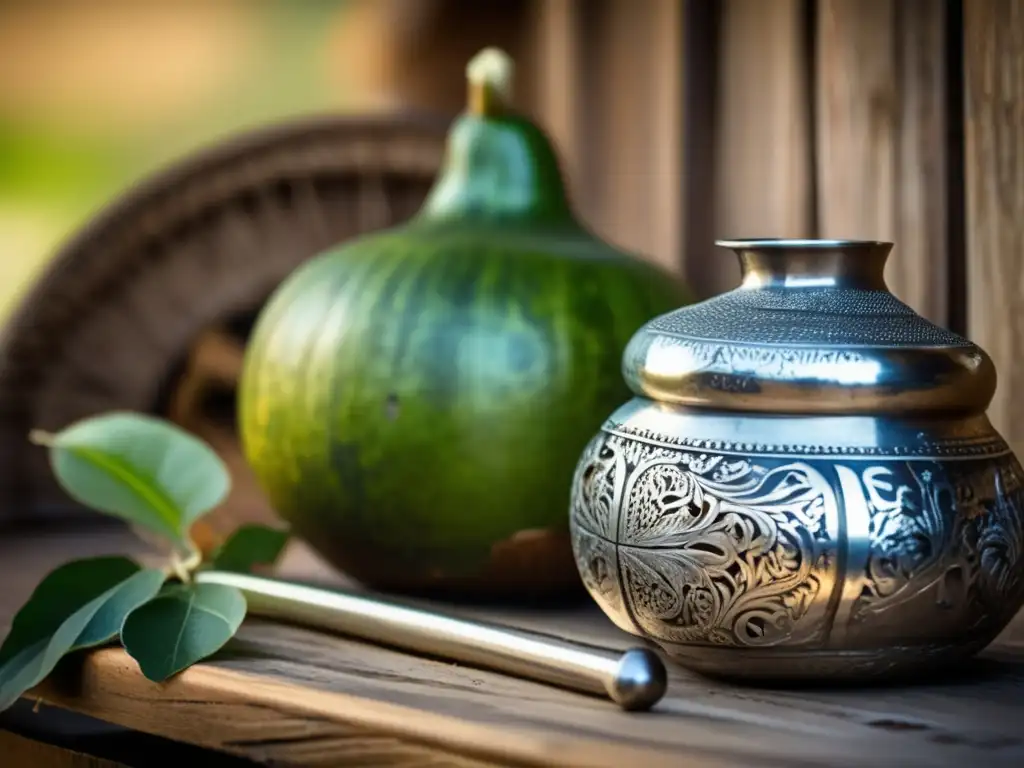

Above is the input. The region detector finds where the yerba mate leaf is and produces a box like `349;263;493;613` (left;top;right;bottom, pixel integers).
73;569;167;649
0;557;139;666
210;524;290;574
121;582;246;682
32;412;230;545
0;564;165;712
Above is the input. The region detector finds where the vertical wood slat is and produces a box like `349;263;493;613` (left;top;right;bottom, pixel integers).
587;0;686;275
713;0;813;296
816;0;896;262
650;0;685;277
680;0;721;299
684;0;724;299
525;0;590;216
815;0;949;326
892;0;950;326
965;0;1024;442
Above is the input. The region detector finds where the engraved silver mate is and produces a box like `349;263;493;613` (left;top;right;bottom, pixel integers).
569;238;1024;682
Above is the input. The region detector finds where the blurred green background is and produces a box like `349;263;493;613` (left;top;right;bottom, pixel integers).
0;0;373;323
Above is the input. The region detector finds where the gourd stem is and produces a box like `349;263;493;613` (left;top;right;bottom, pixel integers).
466;47;514;116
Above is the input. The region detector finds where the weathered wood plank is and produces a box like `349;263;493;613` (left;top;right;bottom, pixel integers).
965;0;1024;444
816;0;949;325
34;652;676;768
715;0;813;284
5;525;1024;767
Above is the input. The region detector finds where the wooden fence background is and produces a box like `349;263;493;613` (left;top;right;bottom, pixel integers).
362;0;1020;441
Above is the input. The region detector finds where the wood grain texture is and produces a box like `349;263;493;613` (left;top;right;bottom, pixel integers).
715;0;812;290
585;0;685;275
0;730;128;768
891;0;950;326
5;525;1024;768
965;0;1024;444
816;0;949;325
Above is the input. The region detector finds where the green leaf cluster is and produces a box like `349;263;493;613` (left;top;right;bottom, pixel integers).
0;412;290;712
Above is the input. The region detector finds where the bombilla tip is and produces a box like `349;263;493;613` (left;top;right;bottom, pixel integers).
608;647;668;711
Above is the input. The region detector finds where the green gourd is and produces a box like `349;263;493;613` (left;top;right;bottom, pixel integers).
238;48;694;600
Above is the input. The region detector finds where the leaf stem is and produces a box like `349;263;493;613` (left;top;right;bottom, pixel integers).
166;544;204;584
28;429;56;448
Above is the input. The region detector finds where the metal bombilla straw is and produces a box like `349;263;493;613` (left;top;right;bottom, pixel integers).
195;569;668;712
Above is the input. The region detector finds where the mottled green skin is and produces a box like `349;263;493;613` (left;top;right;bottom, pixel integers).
238;108;693;596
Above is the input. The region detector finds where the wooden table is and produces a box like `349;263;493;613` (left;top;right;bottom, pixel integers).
3;522;1024;768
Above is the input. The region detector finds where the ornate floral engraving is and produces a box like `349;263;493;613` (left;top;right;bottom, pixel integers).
570;424;1024;664
850;457;1024;635
570;433;839;648
570;527;627;625
974;464;1024;607
570;433;624;540
851;463;954;621
569;434;630;627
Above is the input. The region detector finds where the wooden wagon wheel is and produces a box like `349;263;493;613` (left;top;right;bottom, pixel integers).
0;111;450;547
